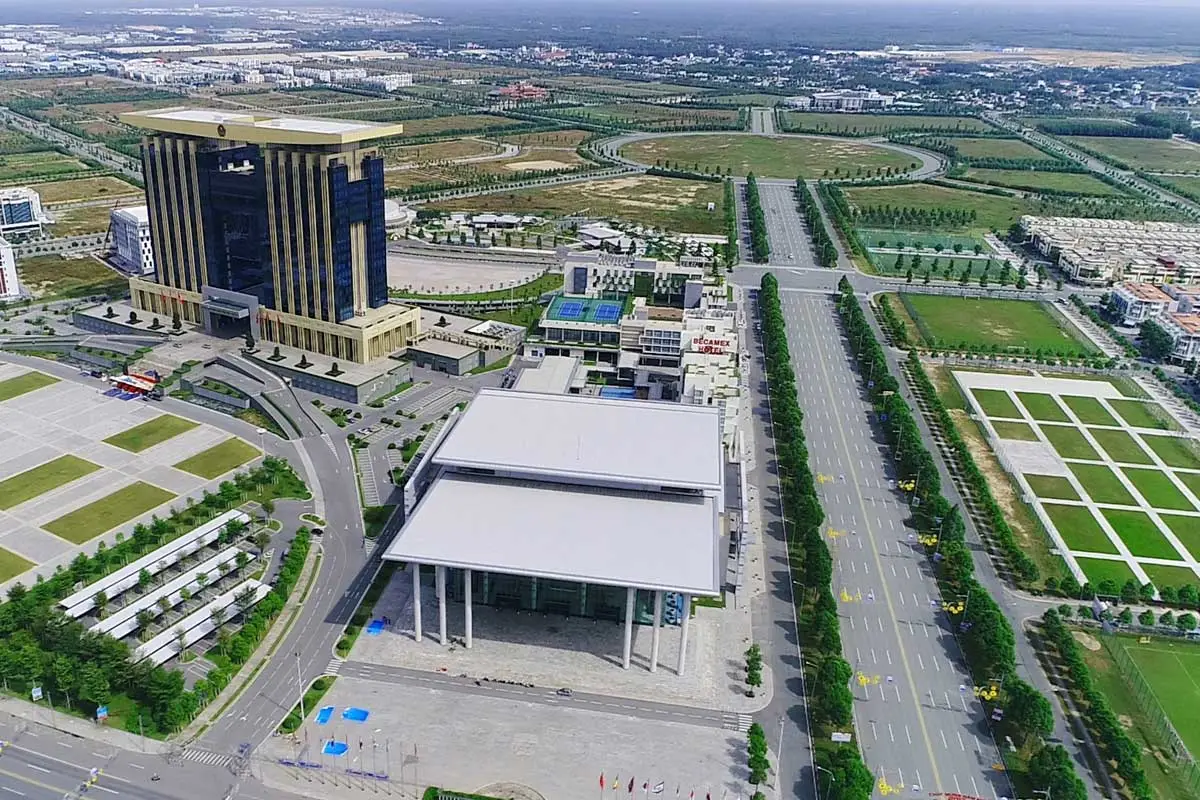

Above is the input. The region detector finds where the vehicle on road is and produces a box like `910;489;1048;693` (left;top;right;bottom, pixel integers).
556;687;572;697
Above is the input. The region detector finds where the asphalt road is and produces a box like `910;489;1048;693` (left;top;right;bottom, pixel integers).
757;183;819;269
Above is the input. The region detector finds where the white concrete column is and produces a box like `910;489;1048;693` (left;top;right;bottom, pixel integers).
436;565;447;645
464;568;473;649
650;590;663;673
411;563;422;642
677;593;692;675
622;586;636;670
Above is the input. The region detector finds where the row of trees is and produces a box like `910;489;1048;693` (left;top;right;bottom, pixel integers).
817;183;868;259
909;136;1069;171
793;179;837;268
723;179;739;268
1034;119;1172;139
835;281;1085;796
652;159;732;177
852;203;978;230
759;274;872;799
744;173;770;263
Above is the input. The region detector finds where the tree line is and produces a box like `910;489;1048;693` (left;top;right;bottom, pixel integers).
759;274;872;800
744;173;770;263
836;281;1088;799
1035;119;1172;139
723;179;739;268
909;136;1069;171
817;183;869;259
793;179;837;268
852;203;977;230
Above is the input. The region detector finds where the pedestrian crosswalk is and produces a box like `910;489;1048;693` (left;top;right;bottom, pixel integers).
181;748;232;767
324;657;344;676
722;713;753;732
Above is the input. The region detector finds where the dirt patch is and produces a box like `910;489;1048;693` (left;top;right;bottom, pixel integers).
1072;630;1102;651
503;159;573;171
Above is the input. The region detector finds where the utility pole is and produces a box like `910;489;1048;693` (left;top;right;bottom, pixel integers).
295;651;306;724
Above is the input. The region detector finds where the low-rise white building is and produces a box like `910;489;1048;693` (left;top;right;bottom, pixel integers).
111;205;155;276
1110;282;1175;326
0;235;19;299
1022;216;1200;286
0;186;49;236
1160;313;1200;362
361;73;413;91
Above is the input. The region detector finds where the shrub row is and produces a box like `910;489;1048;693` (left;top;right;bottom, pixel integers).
873;295;910;348
793;179;837;268
745;173;770;263
724;178;738;267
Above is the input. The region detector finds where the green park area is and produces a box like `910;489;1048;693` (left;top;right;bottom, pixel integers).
899;294;1095;355
0;455;100;510
1123;469;1195;511
0;548;33;583
1088;428;1154;464
843;182;1033;232
1016;392;1070;422
935;136;1048;160
1066;135;1200;172
619;134;914;178
971;388;1021;418
1040;425;1099;460
1101;509;1182;559
43;481;175;544
1045;503;1116;553
0;151;92;182
16;254;128;300
173;438;259;480
991;420;1037;441
0;370;59;402
1108;398;1179;431
103;414;199;453
1143;435;1200;469
1060;395;1118;426
1068;463;1135;505
1022;474;1078;501
782;112;991;135
960;168;1127;196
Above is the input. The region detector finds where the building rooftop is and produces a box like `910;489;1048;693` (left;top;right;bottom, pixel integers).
432;388;723;491
383;473;720;596
545;294;625;326
1118;282;1172;302
512;355;582;394
408;337;478;360
1167;313;1200;336
119;106;405;146
112;205;150;225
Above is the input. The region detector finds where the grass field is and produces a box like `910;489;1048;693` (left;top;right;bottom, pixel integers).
902;295;1095;355
1017;392;1071;422
0;370;58;402
496;129;591;147
48;204;116;236
1123;468;1196;511
1157;175;1200;196
1162;514;1200;561
1065;136;1200;172
0;151;92;183
1089;428;1155;465
1142;564;1200;595
382;137;500;166
861;229;990;254
1103;509;1183;559
937;137;1048;160
1045;503;1117;553
173;438;259;479
1108;399;1179;431
32;175;141;205
1142;435;1200;470
103;414;198;453
972;388;1022;418
992;420;1038;440
842;182;1035;232
1123;637;1200;759
782;112;991;135
555;103;739;129
1076;556;1138;587
960;168;1127;196
1069;463;1136;505
1023;474;1079;501
0;548;33;583
1041;425;1100;460
0;455;100;510
429;174;726;235
1061;395;1118;426
619;134;914;178
16;254;127;300
397;115;524;138
1178;472;1200;499
42;481;175;544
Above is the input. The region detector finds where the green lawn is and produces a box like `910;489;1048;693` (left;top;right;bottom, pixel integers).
992;420;1038;441
900;294;1095;355
362;505;396;540
937;136;1047;160
1161;514;1200;561
842;182;1038;232
1089;428;1155;465
1069;463;1136;505
1065;136;1200;172
1101;509;1182;560
1076;556;1138;588
1041;425;1100;461
1123;637;1200;760
1024;474;1079;501
960;168;1127;197
971;388;1021;418
173;438;259;479
1141;435;1200;470
1045;503;1117;553
620;134;913;178
42;481;176;544
104;414;199;453
1016;392;1071;422
1060;395;1119;426
1122;468;1196;511
784;113;992;135
0;547;34;583
0;455;100;510
1177;471;1200;500
16;254;129;300
1141;564;1200;595
0;371;59;402
1108;399;1180;431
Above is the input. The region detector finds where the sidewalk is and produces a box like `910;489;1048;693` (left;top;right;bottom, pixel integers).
0;695;172;756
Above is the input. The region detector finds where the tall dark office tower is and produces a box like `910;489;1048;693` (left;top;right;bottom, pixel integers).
121;107;418;363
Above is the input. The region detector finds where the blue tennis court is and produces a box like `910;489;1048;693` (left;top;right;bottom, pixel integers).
556;301;584;319
343;707;370;722
315;706;334;725
593;302;622;322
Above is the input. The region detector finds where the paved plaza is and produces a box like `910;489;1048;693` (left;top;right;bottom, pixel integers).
258;677;742;800
386;252;545;295
0;361;260;589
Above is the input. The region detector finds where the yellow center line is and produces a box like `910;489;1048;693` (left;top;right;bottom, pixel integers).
800;295;945;791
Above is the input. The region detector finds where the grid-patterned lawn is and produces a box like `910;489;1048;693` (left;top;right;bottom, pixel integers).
103;414;198;453
1061;395;1119;426
173;438;258;479
1108;399;1179;431
1142;435;1200;470
1016;392;1071;422
1176;472;1200;499
0;455;100;510
1141;563;1200;594
1101;509;1182;560
1069;463;1136;505
0;371;59;402
1123;468;1196;511
1046;504;1117;553
972;388;1021;418
0;548;34;583
1089;428;1155;465
42;481;175;544
992;420;1038;441
1024;474;1079;501
1041;425;1100;460
1076;556;1138;587
1161;514;1200;561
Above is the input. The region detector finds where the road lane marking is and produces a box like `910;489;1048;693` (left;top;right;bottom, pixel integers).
24;767;49;775
2;787;24;796
940;730;948;749
957;731;966;751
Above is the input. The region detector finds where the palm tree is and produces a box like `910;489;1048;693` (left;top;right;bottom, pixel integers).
216;628;232;656
94;590;108;620
157;596;171;617
235;551;250;575
195;572;208;593
138;568;153;593
235;586;257;618
174;627;188;659
210;606;225;630
136;610;154;640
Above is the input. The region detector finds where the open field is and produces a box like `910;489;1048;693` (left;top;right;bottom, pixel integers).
16;255;127;300
428;174;726;235
33;175;141;205
1016;392;1071;422
1069;463;1136;505
0;128;51;154
1124;468;1195;511
0;454;99;511
1156;175;1200;197
0;370;58;402
1103;508;1182;559
781;112;991;134
48;204;116;236
1076;557;1138;586
173;438;259;479
397;115;525;138
1115;636;1200;761
103;414;198;453
972;388;1022;418
621;134;913;178
42;481;175;544
842;182;1035;231
0;151;92;183
900;294;1096;355
1041;425;1100;460
496;129;591;147
539;77;699;98
1065;136;1200;172
382;138;501;166
992;420;1037;440
385;148;594;192
935;137;1049;160
0;549;33;583
960;168;1127;196
553;103;739;130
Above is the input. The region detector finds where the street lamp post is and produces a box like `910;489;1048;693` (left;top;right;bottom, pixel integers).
255;427;266;459
294;651;306;724
814;765;835;800
773;716;785;794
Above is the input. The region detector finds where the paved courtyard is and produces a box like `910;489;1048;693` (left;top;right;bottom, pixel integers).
258;677;742;800
387;252;544;295
0;360;260;589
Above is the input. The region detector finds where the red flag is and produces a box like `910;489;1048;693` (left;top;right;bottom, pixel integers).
643;784;649;794
600;774;606;790
628;778;635;794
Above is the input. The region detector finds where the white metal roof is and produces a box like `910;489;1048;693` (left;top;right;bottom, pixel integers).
433;389;723;491
513;356;579;394
383;473;720;596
